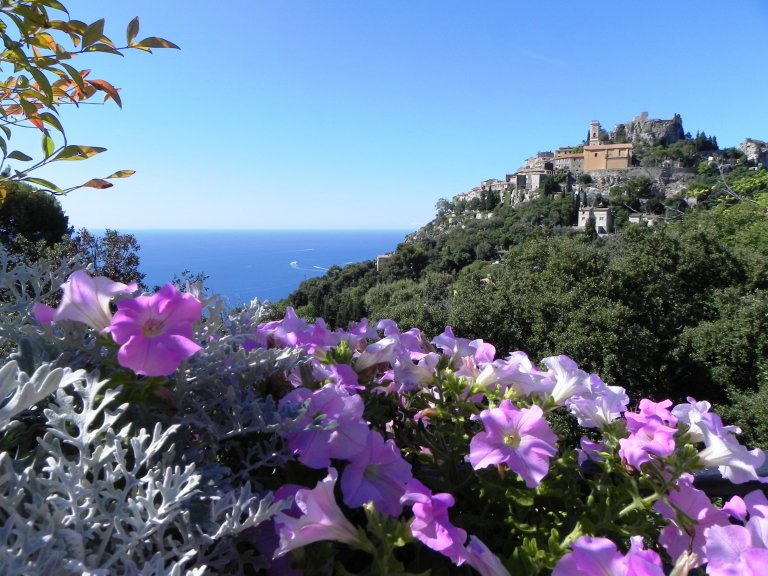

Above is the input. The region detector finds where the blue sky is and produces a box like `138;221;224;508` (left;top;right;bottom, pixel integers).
31;1;768;231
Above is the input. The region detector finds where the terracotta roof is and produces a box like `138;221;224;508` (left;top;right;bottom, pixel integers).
583;143;634;150
554;153;584;159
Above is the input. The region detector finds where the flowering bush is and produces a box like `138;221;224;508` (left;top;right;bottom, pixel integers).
2;263;768;575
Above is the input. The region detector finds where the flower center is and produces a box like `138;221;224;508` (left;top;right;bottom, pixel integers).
503;433;521;448
142;319;166;338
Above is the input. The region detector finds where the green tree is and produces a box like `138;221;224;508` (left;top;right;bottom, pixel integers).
578;173;593;186
435;198;451;218
72;228;145;288
381;243;429;281
0;181;70;250
583;215;597;240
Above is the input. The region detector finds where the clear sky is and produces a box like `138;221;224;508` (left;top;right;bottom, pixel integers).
31;0;768;231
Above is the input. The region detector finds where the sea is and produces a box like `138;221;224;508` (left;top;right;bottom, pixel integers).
124;229;411;308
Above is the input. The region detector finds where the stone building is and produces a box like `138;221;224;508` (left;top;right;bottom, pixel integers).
577;206;613;234
583;121;633;171
553;151;584;172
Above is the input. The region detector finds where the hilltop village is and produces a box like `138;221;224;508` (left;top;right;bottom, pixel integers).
451;112;768;234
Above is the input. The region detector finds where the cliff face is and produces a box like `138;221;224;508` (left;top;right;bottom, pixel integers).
611;113;685;146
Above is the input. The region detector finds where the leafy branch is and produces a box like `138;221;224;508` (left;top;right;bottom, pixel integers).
0;2;178;203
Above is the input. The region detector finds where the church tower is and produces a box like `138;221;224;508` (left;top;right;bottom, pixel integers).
589;120;601;146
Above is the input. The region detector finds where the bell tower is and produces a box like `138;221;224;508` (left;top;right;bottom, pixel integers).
589;120;601;146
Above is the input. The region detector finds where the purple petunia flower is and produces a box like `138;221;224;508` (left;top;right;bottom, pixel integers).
400;479;468;565
567;374;629;429
704;523;768;575
464;535;511;576
474;351;548;397
34;269;137;332
539;355;591;405
552;535;664;576
109;283;202;376
697;417;766;484
340;430;412;516
654;473;729;568
469;400;558;488
279;384;369;469
273;468;360;559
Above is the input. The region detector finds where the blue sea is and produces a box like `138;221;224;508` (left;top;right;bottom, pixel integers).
126;230;410;307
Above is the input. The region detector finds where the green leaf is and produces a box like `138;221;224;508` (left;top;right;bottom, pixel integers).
82;18;106;48
38;0;69;14
52;145;106;161
23;177;63;193
60;63;86;94
0;126;10;139
82;178;113;189
0;137;7;157
85;43;123;56
127;16;140;44
18;97;38;119
28;66;54;105
38;111;64;134
7;151;33;162
42;131;54;158
133;36;180;50
106;169;135;179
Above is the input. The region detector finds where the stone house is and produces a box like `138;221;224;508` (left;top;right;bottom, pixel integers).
553;152;584;173
577;207;613;234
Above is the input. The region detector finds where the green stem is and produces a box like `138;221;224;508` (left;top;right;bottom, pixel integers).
618;492;659;517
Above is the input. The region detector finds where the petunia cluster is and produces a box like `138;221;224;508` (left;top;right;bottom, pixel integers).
28;275;768;574
241;308;768;574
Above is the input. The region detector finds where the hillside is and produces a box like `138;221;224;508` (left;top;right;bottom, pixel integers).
281;118;768;446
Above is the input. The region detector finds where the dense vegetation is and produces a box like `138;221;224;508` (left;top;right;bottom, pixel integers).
0;182;146;286
284;159;768;447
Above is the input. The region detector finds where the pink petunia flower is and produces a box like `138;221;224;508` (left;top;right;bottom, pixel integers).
273;468;360;559
618;417;677;471
34;269;137;331
109;283;202;376
340;430;413;516
469;400;558;488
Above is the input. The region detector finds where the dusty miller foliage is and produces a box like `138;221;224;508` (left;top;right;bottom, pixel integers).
0;247;308;574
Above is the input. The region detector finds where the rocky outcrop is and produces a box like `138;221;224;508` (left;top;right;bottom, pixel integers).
740;138;768;166
611;112;685;146
582;167;695;198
